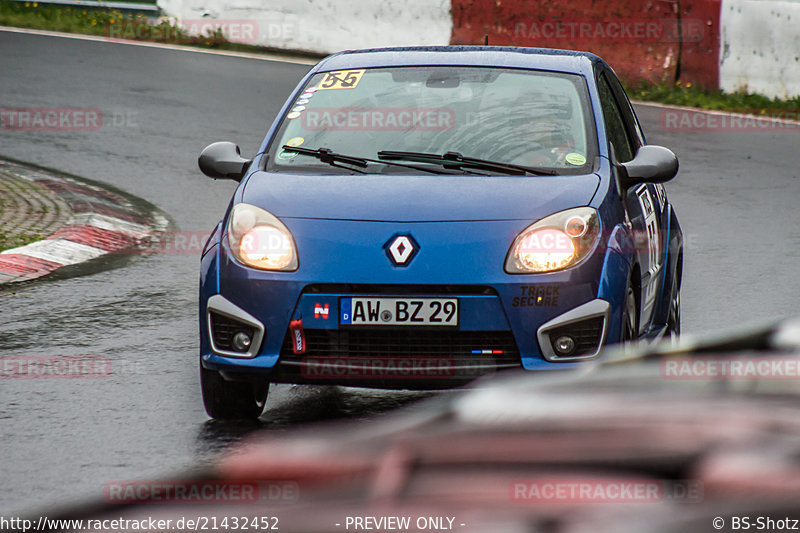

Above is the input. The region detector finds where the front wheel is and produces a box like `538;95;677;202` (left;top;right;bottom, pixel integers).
667;287;681;339
667;254;682;342
620;281;639;343
618;282;640;358
201;364;268;420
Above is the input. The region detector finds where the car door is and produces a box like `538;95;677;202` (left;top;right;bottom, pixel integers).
596;68;667;334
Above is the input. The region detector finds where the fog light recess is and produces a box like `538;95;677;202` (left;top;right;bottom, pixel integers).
536;300;611;363
206;294;265;358
554;335;576;356
232;331;252;351
545;317;605;361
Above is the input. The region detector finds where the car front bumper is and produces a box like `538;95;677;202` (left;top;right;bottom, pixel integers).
200;217;631;386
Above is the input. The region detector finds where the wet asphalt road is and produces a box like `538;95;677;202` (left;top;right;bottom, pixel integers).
1;30;800;514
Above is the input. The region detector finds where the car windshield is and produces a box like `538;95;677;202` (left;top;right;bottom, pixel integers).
266;66;597;175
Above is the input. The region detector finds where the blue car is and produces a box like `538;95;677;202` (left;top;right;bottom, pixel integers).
198;46;683;419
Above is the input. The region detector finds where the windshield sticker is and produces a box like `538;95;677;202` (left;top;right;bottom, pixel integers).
291;106;306;112
300;92;315;99
278;149;298;160
286;137;305;147
317;69;366;91
565;153;587;166
304;86;319;93
296;98;311;105
286;111;302;120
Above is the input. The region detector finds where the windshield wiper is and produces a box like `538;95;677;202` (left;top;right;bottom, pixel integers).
377;150;558;176
281;146;453;175
281;146;369;173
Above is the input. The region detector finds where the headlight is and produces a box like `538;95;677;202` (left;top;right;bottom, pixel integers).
505;207;600;274
227;203;298;271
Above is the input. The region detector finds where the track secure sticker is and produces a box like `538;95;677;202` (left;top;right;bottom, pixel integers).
286;136;305;147
512;285;560;307
317;69;366;90
565;153;587;166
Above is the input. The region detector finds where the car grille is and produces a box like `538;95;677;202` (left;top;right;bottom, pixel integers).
280;328;520;365
546;316;605;357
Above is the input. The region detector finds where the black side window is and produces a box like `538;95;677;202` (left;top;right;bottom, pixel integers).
604;72;645;146
597;74;634;163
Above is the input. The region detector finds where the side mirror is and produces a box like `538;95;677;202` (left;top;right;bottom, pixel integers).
198;142;252;181
620;145;678;186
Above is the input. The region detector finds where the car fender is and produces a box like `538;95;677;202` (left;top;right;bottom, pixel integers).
199;244;220;360
201;222;222;258
651;204;684;328
597;224;636;343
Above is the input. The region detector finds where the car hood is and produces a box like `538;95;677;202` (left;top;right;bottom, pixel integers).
241;171;601;222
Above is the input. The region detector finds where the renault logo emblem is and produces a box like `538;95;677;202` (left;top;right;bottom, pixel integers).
385;234;418;266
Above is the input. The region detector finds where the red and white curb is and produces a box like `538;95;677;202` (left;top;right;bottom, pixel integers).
0;162;169;285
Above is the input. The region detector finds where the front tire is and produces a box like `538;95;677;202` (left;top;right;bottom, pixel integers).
667;255;681;339
621;280;639;343
201;364;268;420
667;287;681;338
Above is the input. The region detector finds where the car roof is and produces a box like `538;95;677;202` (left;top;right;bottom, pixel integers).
314;46;606;78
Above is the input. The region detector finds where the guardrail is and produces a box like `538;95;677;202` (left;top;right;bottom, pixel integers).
7;0;159;16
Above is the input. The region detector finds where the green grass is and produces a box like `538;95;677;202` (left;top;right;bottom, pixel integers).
0;230;43;253
0;0;322;56
0;1;142;37
0;1;234;46
628;79;800;116
0;192;44;252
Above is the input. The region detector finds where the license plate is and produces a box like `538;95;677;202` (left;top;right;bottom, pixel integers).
340;297;458;327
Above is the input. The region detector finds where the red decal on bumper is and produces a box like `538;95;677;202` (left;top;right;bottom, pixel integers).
290;319;306;354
